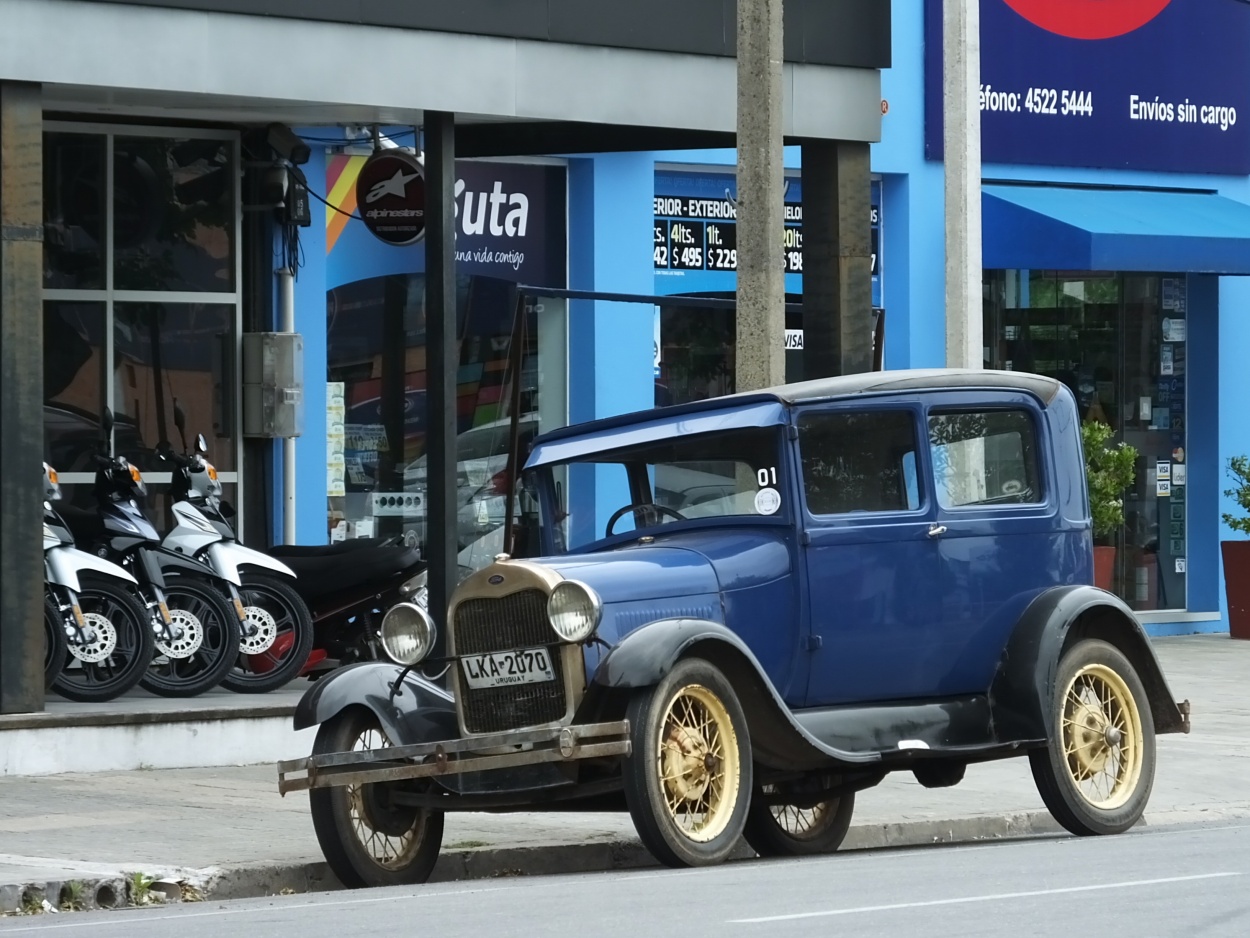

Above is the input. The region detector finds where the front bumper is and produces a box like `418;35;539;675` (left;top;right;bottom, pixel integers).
277;720;631;795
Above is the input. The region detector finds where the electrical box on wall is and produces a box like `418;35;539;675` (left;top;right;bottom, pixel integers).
242;332;304;438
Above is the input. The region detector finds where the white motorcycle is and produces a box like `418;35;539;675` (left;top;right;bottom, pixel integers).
43;463;155;702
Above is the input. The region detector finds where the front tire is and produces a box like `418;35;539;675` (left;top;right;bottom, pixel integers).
52;577;155;703
139;575;242;698
743;786;855;857
43;594;68;689
1029;639;1156;836
623;658;752;868
309;709;444;888
220;573;314;694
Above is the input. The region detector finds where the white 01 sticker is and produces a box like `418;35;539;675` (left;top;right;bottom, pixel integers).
754;487;782;515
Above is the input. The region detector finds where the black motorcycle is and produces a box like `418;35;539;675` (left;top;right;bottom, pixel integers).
59;414;242;698
166;414;425;678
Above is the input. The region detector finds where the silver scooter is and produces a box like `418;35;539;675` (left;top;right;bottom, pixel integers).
43;463;156;702
159;407;313;693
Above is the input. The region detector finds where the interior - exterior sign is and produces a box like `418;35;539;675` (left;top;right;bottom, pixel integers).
355;150;426;246
923;0;1250;174
652;169;883;308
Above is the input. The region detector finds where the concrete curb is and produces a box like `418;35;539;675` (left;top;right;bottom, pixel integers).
0;810;1067;913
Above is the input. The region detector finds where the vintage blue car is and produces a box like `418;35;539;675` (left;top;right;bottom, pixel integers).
278;369;1190;888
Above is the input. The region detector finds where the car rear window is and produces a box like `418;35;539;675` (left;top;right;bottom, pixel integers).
797;410;921;515
927;409;1042;509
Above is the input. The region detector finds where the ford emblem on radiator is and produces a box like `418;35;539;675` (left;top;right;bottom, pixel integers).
488;574;505;585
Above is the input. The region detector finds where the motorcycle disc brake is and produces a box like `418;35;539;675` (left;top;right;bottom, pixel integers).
155;608;204;660
70;612;117;663
240;606;278;654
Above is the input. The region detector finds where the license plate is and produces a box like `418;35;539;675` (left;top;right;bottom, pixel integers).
461;646;555;690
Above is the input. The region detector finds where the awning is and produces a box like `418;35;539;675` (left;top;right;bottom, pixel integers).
982;185;1250;274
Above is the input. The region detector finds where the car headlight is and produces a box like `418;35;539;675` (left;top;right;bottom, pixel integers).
380;602;437;666
547;580;602;643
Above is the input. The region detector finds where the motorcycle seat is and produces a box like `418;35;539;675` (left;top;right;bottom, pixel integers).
268;542;422;600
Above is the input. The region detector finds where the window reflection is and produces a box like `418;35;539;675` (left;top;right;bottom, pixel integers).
113;137;235;292
43;301;106;474
44;133;107;290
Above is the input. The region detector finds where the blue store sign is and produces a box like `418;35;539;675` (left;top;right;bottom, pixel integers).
924;0;1250;174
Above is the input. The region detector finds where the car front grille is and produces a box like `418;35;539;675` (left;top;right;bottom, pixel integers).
453;588;567;734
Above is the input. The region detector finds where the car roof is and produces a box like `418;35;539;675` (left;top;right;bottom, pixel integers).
530;368;1064;456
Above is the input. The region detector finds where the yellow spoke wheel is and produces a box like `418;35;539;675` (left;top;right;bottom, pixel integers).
1029;639;1156;837
624;658;752;868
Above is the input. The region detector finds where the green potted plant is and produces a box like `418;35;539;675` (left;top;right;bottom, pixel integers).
1082;420;1138;592
1221;456;1250;640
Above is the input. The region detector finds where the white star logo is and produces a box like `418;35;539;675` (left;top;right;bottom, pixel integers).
366;168;419;203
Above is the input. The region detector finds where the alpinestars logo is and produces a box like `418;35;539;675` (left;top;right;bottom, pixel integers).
1002;0;1171;40
366;168;420;204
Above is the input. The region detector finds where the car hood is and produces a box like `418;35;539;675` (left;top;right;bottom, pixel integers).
533;528;793;604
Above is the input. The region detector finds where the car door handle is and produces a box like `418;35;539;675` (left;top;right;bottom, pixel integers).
927;524;947;538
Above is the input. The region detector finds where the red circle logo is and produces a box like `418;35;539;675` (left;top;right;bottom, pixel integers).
1002;0;1171;40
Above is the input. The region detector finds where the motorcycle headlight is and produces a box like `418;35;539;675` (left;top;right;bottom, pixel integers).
547;580;602;644
380;602;436;666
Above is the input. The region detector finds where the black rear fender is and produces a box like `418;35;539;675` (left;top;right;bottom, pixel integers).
293;661;458;746
590;618;876;770
990;586;1189;741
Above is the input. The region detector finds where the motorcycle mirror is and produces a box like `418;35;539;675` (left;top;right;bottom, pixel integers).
196;433;208;454
156;440;174;461
101;406;114;436
172;398;189;451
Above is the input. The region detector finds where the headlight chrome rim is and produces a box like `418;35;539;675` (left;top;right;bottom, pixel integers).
547;580;602;644
380;601;437;666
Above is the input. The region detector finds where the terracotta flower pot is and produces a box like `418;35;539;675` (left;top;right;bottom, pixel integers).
1094;545;1116;592
1221;541;1250;640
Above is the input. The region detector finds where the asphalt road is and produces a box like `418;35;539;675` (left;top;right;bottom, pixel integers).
3;822;1248;938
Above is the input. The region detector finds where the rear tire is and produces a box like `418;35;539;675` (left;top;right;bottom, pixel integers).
309;708;444;888
623;658;752;868
52;576;155;703
139;575;241;698
743;787;855;857
220;573;314;694
43;594;68;689
1029;639;1155;836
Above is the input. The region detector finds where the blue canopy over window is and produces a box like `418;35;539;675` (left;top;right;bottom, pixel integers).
983;185;1250;274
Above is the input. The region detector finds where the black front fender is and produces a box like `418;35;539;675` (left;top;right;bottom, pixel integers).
990;585;1188;742
592;618;879;769
293;661;458;746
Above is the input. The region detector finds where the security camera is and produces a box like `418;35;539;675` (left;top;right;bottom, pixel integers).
267;123;310;166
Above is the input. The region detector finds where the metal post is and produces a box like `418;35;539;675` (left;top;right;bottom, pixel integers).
943;0;983;369
277;267;296;544
734;0;786;392
423;111;457;654
0;82;44;713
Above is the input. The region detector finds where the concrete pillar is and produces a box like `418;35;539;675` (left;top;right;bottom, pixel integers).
0;82;44;713
735;0;785;392
422;111;457;652
943;0;983;369
801;140;874;378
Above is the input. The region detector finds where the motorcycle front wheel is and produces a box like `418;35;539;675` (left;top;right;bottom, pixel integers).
220;573;314;694
140;575;242;698
43;593;69;689
52;576;155;703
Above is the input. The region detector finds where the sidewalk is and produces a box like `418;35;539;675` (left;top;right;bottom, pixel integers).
2;635;1248;909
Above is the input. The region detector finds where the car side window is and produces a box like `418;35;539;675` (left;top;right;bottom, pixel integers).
798;410;921;515
927;409;1042;509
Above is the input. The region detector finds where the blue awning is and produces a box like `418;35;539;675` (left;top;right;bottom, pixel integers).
982;185;1250;274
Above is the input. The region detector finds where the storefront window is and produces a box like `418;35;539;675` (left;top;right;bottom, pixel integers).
985;270;1188;611
112;137;235;293
42;126;241;527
